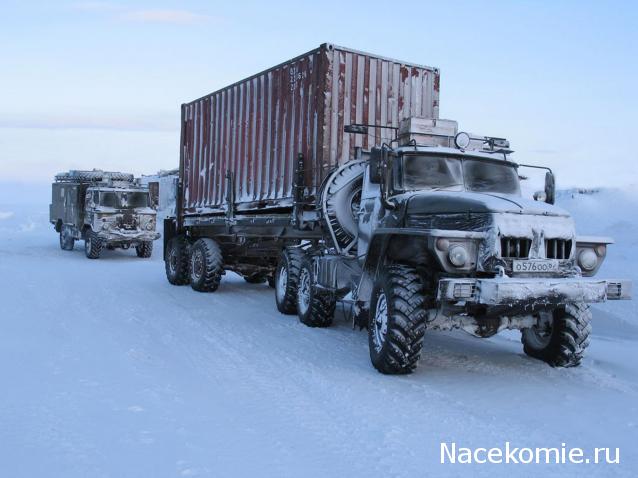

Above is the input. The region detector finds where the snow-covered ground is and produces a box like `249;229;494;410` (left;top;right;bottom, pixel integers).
1;183;637;477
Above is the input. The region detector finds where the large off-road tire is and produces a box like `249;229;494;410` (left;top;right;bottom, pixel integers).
296;256;336;328
59;225;75;251
189;238;224;292
521;303;592;367
136;241;153;258
244;273;267;284
368;265;427;375
165;236;190;285
275;247;305;314
84;229;103;259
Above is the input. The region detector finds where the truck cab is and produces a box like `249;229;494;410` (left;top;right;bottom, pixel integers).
297;118;632;374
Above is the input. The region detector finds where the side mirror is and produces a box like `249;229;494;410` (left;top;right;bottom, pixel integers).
369;148;382;184
544;171;555;205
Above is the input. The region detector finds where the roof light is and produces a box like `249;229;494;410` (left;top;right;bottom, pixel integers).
454;132;471;149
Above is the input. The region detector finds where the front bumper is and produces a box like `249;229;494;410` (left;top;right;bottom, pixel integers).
438;277;632;306
96;229;161;242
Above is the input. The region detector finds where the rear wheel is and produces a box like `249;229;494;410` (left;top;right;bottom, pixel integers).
84;229;102;259
296;256;335;328
190;238;224;292
59;225;74;251
165;236;190;285
136;241;153;258
368;265;427;374
521;303;592;367
275;248;305;314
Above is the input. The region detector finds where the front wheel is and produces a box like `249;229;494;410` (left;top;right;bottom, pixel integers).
368;265;427;375
84;229;102;259
296;256;335;328
521;303;592;367
136;241;153;258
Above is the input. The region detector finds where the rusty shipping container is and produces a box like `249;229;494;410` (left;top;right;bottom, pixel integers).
180;43;440;215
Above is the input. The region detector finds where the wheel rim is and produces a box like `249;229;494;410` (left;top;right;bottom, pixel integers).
526;311;553;349
276;265;288;303
372;291;388;352
168;247;178;274
298;267;311;316
192;249;204;280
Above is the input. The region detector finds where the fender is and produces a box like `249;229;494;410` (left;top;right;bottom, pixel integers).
355;229;425;320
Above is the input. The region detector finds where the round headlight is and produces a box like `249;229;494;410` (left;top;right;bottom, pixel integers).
578;249;598;271
454;131;471;149
146;222;154;230
448;245;468;267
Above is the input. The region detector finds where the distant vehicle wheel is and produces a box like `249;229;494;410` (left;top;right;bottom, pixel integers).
59;225;74;251
165;236;190;285
521;303;592;367
296;256;335;328
368;265;427;375
275;247;304;314
84;229;102;259
136;241;153;258
189;238;223;292
244;273;267;284
267;275;275;288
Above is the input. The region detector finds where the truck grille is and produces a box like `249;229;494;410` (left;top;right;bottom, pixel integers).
545;239;572;259
500;237;532;258
119;213;136;230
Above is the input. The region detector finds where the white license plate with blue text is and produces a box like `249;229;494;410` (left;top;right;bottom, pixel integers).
512;259;560;273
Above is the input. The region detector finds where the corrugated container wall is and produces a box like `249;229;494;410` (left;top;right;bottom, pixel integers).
181;44;440;214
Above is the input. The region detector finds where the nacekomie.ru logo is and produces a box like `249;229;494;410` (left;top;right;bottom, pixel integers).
440;442;620;465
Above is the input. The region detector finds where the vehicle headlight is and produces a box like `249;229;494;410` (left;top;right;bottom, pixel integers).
448;245;468;267
578;249;598;271
146;221;154;230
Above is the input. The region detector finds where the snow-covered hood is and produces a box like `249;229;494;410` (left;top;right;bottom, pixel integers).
405;191;570;217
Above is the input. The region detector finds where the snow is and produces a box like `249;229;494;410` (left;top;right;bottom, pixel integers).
1;184;637;477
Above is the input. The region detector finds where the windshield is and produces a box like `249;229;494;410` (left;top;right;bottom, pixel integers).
99;191;149;208
463;158;520;194
400;154;520;195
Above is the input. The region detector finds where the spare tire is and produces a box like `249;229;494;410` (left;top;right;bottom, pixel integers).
322;160;366;251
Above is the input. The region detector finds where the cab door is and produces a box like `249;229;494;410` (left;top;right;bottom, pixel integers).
357;165;382;263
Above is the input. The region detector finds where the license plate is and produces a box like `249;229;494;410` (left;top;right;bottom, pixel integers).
512;259;560;273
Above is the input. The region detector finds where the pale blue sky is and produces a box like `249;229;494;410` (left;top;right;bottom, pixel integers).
1;0;636;187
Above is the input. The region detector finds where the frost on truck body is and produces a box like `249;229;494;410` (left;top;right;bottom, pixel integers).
164;45;632;374
50;170;160;259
